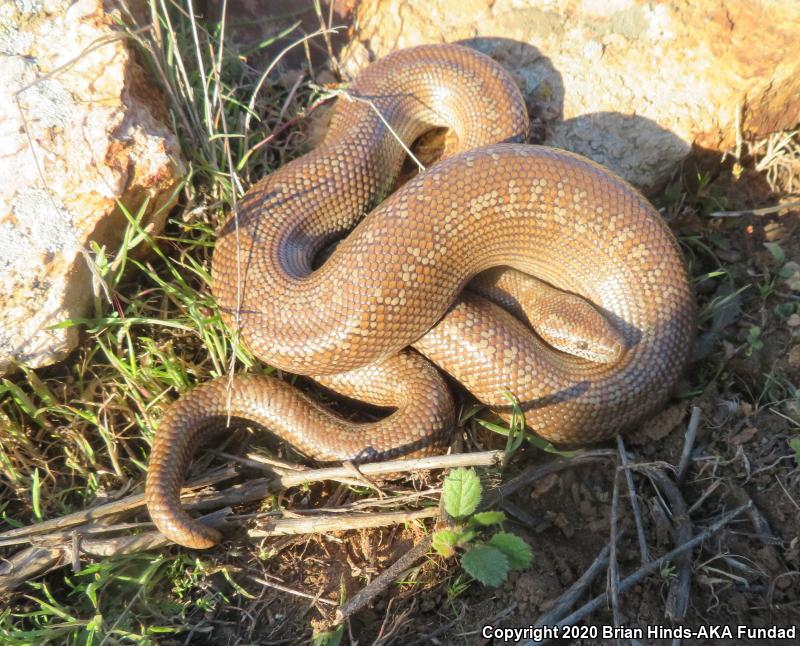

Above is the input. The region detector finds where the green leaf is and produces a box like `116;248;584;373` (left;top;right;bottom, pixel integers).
663;181;682;205
779;261;800;280
789;438;800;466
501;390;526;455
471;511;506;526
488;532;534;570
461;545;509;586
475;417;578;457
31;469;42;522
443;468;481;518
432;529;460;558
313;624;344;646
764;242;786;265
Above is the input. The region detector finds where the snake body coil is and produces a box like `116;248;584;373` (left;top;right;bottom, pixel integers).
146;45;695;549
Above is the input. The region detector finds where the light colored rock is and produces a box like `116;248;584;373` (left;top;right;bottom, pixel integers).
339;0;800;192
0;0;185;373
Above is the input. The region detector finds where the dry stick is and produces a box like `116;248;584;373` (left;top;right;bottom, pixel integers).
0;466;238;541
0;546;64;592
335;534;434;625
710;199;800;218
341;460;387;496
0;522;155;549
501;499;539;528
728;484;781;545
338;490;449;629
0;480;272;590
1;452;502;545
0;510;229;594
534;544;612;628
677;407;702;484
79;509;231;558
617;436;650;565
687;479;722;515
608;462;622;631
276;450;505;489
249;508;437;538
632;465;693;623
521;504;750;644
727;482;785;614
251;575;337;606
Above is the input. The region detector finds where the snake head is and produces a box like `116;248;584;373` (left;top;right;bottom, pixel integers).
531;292;626;364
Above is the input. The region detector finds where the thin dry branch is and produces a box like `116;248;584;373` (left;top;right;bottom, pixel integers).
331;451;613;630
1;451;502;547
608;461;622;629
534;544;611;628
710;199;800;218
278;450;504;488
0;510;229;593
335;534;434;625
617;434;649;564
521;504;750;644
0;546;64;592
249;508;437;538
0;466;238;542
637;466;693;622
677;406;701;484
251;574;337;606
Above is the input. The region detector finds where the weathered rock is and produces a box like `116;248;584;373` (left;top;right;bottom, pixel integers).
0;0;185;373
339;0;800;192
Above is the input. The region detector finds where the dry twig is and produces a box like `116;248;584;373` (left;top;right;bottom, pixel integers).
617;434;649;564
335;535;434;625
677;406;701;484
608;461;622;630
710;199;800;218
636;466;693;622
521;504;750;644
249;508;437;538
534;544;611;628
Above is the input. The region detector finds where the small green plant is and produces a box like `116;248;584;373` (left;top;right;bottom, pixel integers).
789;438;800;467
694;171;728;215
745;325;764;356
470;393;577;458
432;468;533;587
446;573;472;602
660;562;678;579
312;624;344;646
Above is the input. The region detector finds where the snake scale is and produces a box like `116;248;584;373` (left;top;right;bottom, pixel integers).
145;44;695;549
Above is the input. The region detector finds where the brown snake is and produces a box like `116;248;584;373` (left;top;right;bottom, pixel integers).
145;44;695;549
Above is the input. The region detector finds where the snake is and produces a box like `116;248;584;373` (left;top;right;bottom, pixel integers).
145;44;695;549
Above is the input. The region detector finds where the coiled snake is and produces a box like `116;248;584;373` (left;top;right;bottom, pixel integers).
145;44;695;549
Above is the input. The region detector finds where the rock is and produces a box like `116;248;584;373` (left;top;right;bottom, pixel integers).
339;0;800;192
0;0;185;373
